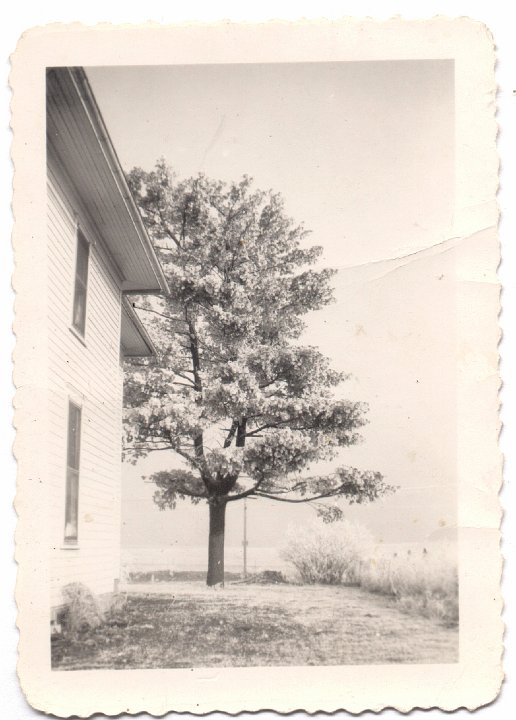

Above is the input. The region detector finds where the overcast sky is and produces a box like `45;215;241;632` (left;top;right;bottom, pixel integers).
87;60;455;552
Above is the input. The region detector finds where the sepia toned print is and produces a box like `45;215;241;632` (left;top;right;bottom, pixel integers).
12;19;501;715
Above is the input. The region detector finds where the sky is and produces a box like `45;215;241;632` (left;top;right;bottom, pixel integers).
87;60;455;555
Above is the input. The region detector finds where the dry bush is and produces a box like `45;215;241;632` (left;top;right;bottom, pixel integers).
61;582;105;637
281;520;458;626
109;592;128;614
281;519;374;585
360;544;458;626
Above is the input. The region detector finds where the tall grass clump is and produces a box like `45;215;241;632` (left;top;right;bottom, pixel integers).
61;582;105;638
281;519;374;585
361;543;458;626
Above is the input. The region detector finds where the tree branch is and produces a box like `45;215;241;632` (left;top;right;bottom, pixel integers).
236;417;247;447
223;420;238;448
155;205;182;248
185;311;205;460
254;485;350;504
173;446;200;466
133;305;189;334
245;423;277;438
258;376;284;390
124;445;174;453
226;478;264;502
174;371;196;386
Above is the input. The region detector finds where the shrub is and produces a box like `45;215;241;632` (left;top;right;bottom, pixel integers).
281;519;374;585
110;592;128;614
61;582;105;637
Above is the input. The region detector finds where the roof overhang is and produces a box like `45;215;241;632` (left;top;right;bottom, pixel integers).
46;67;169;295
120;298;157;357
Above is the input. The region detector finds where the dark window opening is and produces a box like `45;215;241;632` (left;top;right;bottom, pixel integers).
64;401;82;543
72;229;89;335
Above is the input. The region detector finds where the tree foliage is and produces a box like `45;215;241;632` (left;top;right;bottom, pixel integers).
123;160;393;521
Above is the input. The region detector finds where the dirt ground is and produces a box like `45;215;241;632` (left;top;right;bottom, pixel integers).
52;582;459;669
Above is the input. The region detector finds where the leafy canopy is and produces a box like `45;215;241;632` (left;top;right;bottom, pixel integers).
123;160;393;519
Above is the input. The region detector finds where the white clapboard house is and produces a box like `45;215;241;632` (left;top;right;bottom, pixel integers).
46;67;168;611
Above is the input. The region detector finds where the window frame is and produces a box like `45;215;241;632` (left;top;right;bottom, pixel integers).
64;399;82;545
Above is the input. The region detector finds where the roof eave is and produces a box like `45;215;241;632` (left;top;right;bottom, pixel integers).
121;298;157;358
67;67;170;296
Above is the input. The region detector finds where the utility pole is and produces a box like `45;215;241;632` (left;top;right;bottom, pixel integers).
242;499;248;578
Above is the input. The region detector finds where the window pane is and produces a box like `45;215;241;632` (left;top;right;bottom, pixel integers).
72;231;89;334
76;230;89;284
65;402;81;543
67;403;81;471
72;281;87;334
64;468;79;542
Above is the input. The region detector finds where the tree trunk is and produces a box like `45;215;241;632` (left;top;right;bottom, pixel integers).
207;499;227;586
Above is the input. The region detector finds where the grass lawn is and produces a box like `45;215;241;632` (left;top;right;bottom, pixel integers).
52;582;458;670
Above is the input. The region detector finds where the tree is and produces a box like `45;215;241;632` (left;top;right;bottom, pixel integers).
123;159;393;586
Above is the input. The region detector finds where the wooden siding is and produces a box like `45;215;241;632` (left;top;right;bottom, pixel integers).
47;161;124;607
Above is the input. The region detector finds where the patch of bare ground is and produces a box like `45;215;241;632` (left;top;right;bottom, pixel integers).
52;582;458;670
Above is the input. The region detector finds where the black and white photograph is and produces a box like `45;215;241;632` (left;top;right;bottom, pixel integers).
10;18;502;716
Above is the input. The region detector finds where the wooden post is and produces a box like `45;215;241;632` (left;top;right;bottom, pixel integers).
242;499;249;578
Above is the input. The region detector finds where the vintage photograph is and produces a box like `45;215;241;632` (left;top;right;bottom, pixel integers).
47;60;458;670
12;19;501;715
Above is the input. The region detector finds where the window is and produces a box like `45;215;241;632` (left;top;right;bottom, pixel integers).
72;228;90;335
64;401;82;543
